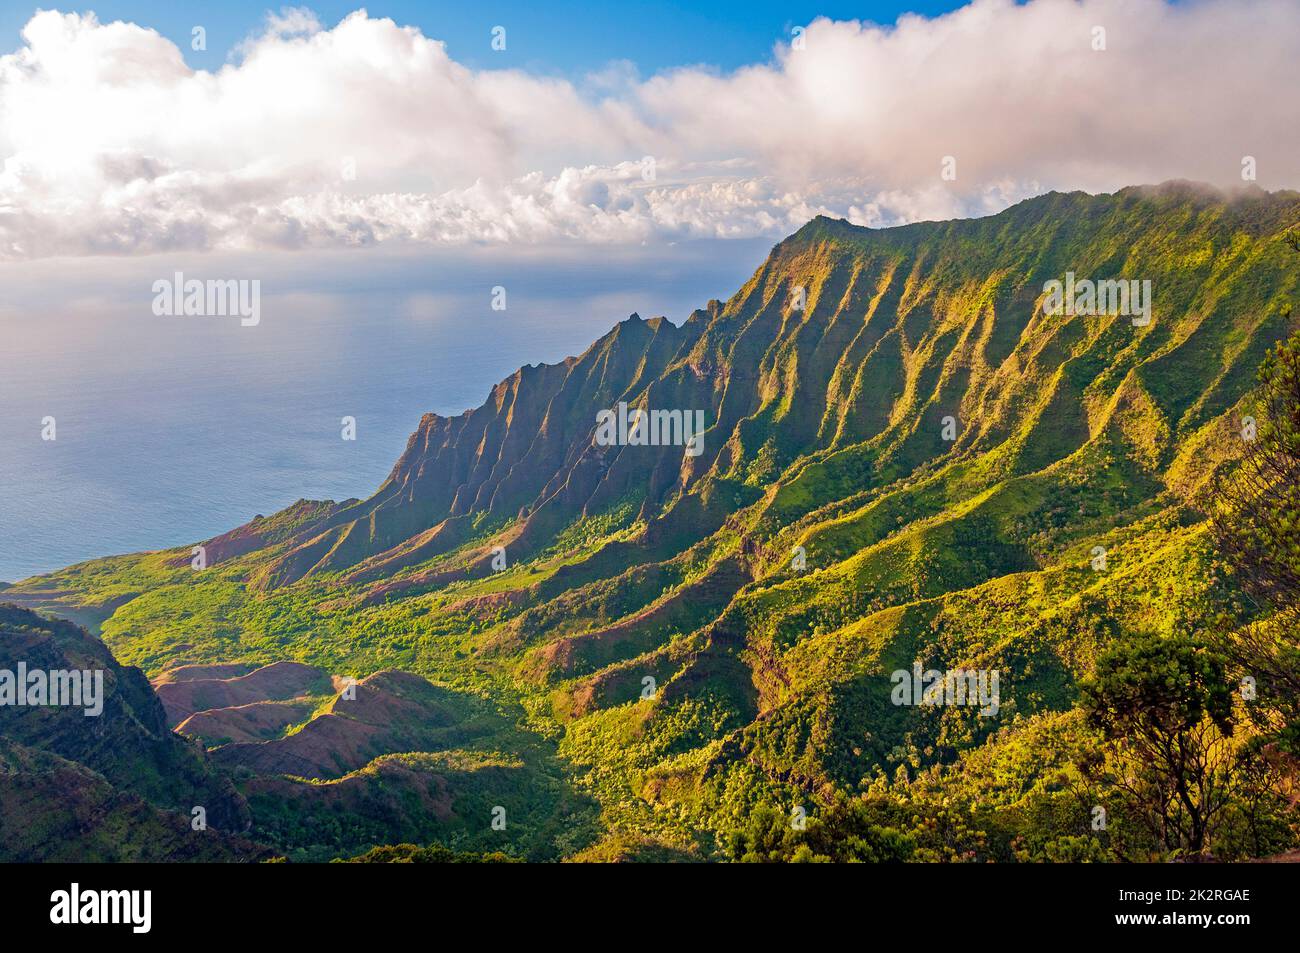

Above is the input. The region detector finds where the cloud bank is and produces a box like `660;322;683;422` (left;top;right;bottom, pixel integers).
1;0;1297;258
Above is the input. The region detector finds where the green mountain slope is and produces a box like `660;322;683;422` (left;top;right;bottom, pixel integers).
8;182;1300;860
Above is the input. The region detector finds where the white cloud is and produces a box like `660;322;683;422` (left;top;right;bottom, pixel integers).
0;0;1297;258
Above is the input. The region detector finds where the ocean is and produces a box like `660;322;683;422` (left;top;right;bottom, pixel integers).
0;240;768;582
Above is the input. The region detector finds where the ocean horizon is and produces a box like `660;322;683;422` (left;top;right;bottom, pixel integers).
0;241;768;582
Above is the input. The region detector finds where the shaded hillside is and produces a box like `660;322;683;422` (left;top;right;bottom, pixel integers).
0;605;263;860
155;660;601;861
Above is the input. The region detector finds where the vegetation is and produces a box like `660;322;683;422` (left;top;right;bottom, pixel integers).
1212;323;1300;755
1080;631;1237;857
5;183;1300;861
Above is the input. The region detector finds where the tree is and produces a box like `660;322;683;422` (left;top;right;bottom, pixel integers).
1080;631;1236;858
728;800;915;863
1209;231;1300;747
1212;332;1300;609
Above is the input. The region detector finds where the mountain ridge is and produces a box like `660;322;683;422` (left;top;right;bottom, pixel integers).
6;180;1300;860
235;181;1299;591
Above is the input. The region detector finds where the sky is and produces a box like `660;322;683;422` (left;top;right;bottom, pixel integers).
0;1;976;75
0;0;1297;257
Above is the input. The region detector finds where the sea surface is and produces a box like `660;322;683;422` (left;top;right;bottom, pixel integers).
0;240;768;582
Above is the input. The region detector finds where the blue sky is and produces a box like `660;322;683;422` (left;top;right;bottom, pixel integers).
0;1;971;74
